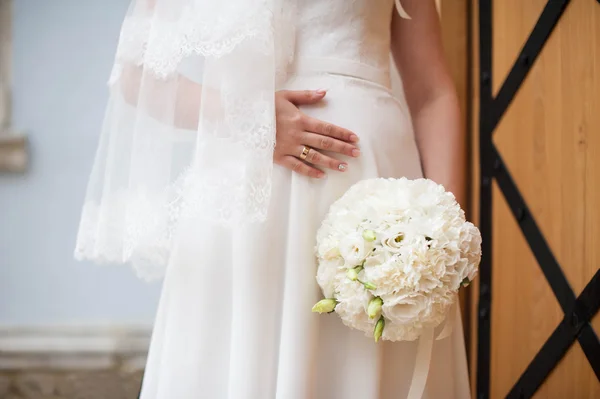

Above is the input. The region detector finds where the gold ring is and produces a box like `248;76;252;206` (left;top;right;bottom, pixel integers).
300;146;310;160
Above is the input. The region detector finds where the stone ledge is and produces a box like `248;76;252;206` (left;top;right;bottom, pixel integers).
0;325;150;398
0;370;143;399
0;325;151;372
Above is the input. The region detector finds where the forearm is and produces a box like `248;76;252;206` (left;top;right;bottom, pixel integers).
120;63;206;130
388;0;467;206
411;90;467;208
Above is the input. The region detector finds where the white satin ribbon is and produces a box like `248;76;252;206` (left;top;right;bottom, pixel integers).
395;0;412;19
435;300;457;341
406;301;458;399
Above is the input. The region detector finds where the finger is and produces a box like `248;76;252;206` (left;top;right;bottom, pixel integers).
300;147;348;172
278;155;325;179
302;132;360;158
281;89;327;105
303;116;359;143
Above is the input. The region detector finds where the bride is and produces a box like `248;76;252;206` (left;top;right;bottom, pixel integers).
75;0;470;398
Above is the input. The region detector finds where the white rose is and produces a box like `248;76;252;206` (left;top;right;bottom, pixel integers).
336;280;370;313
426;249;448;279
441;262;463;290
335;281;376;333
316;259;345;298
338;305;377;334
418;274;444;292
466;263;479;282
382;322;422;342
339;232;369;267
363;250;387;268
423;293;455;327
432;290;456;311
381;292;431;325
443;248;462;267
363;258;412;297
380;226;408;253
317;236;341;260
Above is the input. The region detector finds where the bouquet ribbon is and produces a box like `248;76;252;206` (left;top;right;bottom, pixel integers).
406;300;457;399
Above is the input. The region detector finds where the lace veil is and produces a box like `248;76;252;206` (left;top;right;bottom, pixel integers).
74;0;410;280
75;0;296;279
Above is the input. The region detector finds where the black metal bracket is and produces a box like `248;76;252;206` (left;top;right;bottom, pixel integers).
506;270;600;398
477;0;600;398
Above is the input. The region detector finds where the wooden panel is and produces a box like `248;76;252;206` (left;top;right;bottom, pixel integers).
489;183;563;398
541;341;600;398
493;5;585;295
584;0;600;343
493;0;600;303
470;0;600;397
491;0;547;95
438;0;472;346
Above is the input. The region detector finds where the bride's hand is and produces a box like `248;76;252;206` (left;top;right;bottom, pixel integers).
274;90;361;179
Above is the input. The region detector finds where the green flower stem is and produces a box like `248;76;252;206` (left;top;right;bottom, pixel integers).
359;280;377;290
346;265;364;281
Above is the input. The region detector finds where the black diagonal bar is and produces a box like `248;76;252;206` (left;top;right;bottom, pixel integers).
577;324;600;380
489;0;571;135
572;269;600;380
477;0;599;398
491;145;600;393
506;317;574;399
491;146;576;313
506;270;600;398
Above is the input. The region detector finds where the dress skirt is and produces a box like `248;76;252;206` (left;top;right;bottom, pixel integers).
139;59;471;399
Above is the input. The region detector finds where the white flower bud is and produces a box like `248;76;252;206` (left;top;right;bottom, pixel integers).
346;265;364;281
367;297;383;319
311;298;337;314
362;229;376;242
323;247;341;260
346;268;358;281
373;317;385;342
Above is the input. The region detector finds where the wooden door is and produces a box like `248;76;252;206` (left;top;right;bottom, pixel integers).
470;0;600;398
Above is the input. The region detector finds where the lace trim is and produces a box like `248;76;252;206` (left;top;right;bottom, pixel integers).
79;1;291;275
75;148;273;280
75;91;275;278
109;2;275;80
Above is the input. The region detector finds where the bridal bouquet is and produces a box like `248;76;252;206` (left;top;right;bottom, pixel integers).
312;178;481;342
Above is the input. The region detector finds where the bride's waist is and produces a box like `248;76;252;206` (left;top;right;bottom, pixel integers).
284;57;391;89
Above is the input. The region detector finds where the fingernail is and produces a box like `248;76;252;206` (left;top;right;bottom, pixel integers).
338;164;348;172
315;89;327;95
318;172;326;179
352;149;361;157
350;134;360;142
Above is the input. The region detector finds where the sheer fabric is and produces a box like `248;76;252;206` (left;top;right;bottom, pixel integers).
75;0;409;280
75;0;296;279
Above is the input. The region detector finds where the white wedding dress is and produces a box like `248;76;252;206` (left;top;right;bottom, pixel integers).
134;1;471;398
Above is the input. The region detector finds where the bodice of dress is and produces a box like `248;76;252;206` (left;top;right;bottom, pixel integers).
294;0;396;72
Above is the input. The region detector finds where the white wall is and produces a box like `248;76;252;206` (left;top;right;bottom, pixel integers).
0;0;160;327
